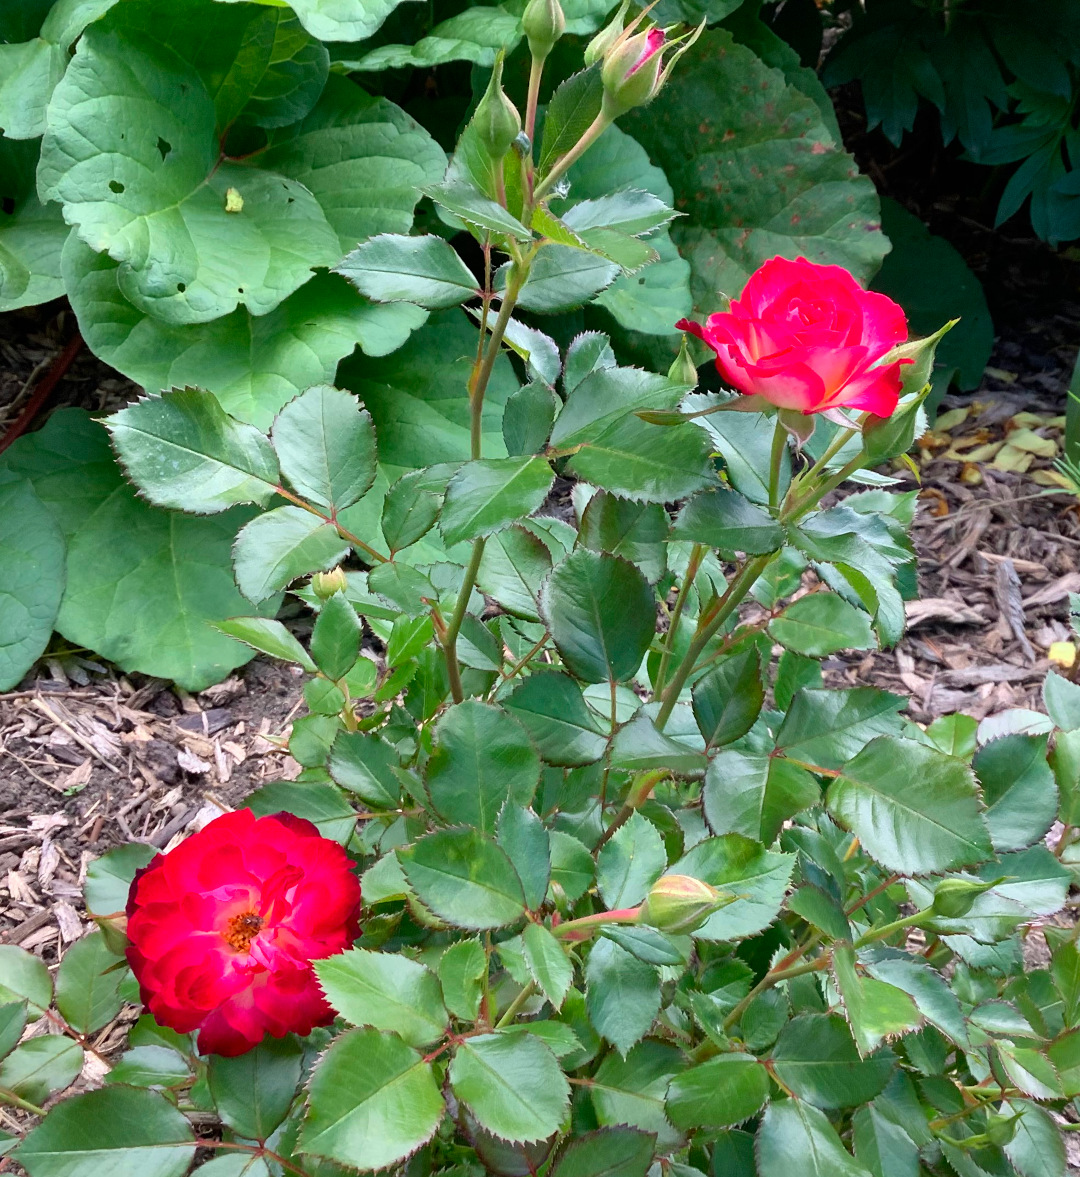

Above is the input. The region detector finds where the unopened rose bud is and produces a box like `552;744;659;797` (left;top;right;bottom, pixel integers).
640;874;729;934
668;336;698;389
474;54;521;163
312;567;348;601
523;0;565;61
584;0;629;66
983;1113;1019;1147
930;877;999;919
601;26;666;117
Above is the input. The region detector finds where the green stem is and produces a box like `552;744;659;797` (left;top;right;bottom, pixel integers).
0;1085;45;1117
654;553;772;729
443;537;486;704
274;485;387;565
787;424;859;501
533;112;611;203
593;770;667;852
852;909;933;950
653;544;704;697
722;947;828;1033
495;980;538;1028
768;418;788;509
525;54;544;146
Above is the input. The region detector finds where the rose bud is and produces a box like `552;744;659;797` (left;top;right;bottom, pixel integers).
677;256;911;418
523;0;565;61
601;26;666;116
584;0;629;66
312;566;348;601
668;335;699;389
639;874;731;934
930;876;1000;919
126;809;361;1057
473;54;521;164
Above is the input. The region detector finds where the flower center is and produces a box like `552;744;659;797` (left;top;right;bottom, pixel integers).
223;910;265;953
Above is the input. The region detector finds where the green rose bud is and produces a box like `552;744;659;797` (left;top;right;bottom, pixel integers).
584;0;629;66
522;0;565;60
312;567;348;601
930;877;1000;919
668;336;698;389
639;874;730;934
473;54;521;163
983;1113;1019;1148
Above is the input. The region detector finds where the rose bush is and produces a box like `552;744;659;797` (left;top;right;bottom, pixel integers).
678;257;910;417
126;809;361;1056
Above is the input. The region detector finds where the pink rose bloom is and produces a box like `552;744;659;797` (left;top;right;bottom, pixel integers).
677;256;910;417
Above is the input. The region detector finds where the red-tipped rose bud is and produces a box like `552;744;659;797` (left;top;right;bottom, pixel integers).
312;566;348;601
601;26;666;117
523;0;565;60
639;874;730;934
474;54;522;163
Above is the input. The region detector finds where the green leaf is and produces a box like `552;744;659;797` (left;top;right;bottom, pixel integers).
343;6;522;70
398;828;526;929
424;179;532;241
40;16;339;325
106;389;279;514
692;649;764;751
300;1028;444;1169
233;506;350;604
0;1002;27;1062
665;1054;770;1130
271;385;376;512
522;922;574;1010
756;1099;871;1177
507;245;620;314
674;835;795;941
585;939;660;1056
925;712;978;759
497;804;551;912
337;234;478;309
438;939;487;1022
0;138;67;312
245;780;355;843
315;949;449;1047
685;401;789;506
309;593;362;681
0;1036;82;1104
0;480;65;692
329;731;401;808
1052;728;1080;825
826;735;994;874
548;1127;656;1177
505;673;608;767
215;617;317;672
703;749;819;845
607;713;707;776
597;812;667;910
381;471;440;554
1045;670;1080;731
0;946;52;1018
994;1043;1063;1100
440;457;554;547
477;525;552;622
208;1035;302;1141
549;830;596;904
54;932;125;1035
833;944;922;1056
861;951;968;1047
975;734;1057;853
425;701;541;832
580;492;668;584
769;594;875;657
84;843;157;919
65;239;425;431
771;1013;895;1109
538;65;603;176
1052;937;1080;1026
603;926;689;967
623;29;886;315
15;1087;195;1177
674;490;783;555
503;382;558;458
450;1031;570;1144
1001;1098;1066;1177
852;1104;920;1177
591;1042;685;1152
775;687;906;770
541;549;655;684
104;1045;190;1090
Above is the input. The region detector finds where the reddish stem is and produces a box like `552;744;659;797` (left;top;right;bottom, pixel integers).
0;332;83;455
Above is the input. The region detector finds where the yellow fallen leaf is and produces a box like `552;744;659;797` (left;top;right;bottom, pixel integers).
960;462;983;485
1029;468;1077;490
1004;428;1057;458
1009;412;1050;429
984;367;1017;383
935;407;969;432
1048;415;1067;428
1049;642;1077;669
990;444;1034;473
942;441;1003;463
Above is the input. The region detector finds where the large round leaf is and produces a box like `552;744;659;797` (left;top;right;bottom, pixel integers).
0;137;66;312
623;30;888;311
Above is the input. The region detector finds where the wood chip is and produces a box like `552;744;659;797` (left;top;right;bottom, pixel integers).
176;747;211;774
53;901;83;942
905;599;986;628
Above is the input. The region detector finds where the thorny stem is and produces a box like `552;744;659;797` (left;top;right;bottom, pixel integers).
552;906;643;941
273;484;388;565
495;633;550;690
533;112;611;203
443;261;532;701
653;544;704;696
495;980;538;1028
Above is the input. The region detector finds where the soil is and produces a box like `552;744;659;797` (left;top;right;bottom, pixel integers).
3;175;1080;1162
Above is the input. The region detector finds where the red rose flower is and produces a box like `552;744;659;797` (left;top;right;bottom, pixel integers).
126;809;361;1057
677;256;909;417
